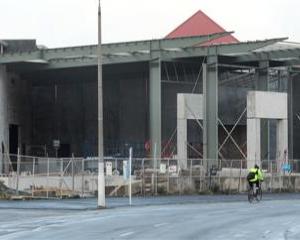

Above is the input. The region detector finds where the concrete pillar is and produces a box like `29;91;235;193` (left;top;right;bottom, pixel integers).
0;66;8;173
277;119;288;169
0;65;32;173
149;40;162;160
255;60;269;91
149;58;161;159
177;94;187;169
287;70;293;159
247;91;288;170
203;56;218;169
177;94;204;170
247;118;261;168
256;60;269;160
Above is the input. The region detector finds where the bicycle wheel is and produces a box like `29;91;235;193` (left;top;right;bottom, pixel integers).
256;187;262;202
248;188;254;203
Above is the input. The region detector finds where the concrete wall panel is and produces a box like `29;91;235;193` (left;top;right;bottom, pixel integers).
247;91;288;170
177;94;203;169
247;91;287;119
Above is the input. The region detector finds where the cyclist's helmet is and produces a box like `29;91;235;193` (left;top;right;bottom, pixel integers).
254;164;259;169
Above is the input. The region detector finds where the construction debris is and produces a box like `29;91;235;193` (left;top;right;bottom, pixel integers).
0;180;24;199
31;186;80;199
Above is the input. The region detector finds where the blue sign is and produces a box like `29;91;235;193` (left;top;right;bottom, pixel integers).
282;163;292;172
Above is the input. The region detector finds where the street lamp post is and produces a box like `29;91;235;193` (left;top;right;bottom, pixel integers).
97;0;105;208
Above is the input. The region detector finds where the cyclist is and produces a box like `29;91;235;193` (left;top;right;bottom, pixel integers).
247;164;264;195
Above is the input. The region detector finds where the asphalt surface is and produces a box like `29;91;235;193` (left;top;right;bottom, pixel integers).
0;194;300;239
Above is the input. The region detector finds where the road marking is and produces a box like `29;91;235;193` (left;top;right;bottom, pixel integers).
120;231;135;237
154;222;169;228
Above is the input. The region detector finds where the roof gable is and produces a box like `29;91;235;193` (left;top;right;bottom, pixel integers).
165;10;238;45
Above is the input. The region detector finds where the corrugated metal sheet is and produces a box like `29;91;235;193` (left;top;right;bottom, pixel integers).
165;10;239;45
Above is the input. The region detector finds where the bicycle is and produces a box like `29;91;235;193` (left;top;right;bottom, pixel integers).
248;182;262;203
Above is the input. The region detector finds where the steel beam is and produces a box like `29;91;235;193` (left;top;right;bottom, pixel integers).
158;32;232;49
17;38;281;70
233;47;300;63
161;38;287;59
0;51;44;64
47;54;151;69
0;32;230;64
203;56;218;169
0;37;286;69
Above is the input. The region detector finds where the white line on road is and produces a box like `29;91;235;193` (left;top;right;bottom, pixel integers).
154;222;169;228
119;231;135;237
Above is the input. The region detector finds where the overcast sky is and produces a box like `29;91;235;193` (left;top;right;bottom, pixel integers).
0;0;299;48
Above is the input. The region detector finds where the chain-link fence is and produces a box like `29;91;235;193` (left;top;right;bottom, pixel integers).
1;153;300;198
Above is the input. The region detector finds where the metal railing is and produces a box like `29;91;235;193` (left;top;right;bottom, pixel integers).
1;153;299;198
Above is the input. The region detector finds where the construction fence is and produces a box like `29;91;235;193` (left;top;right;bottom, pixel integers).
0;153;300;199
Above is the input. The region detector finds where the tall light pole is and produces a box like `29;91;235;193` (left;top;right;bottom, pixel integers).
97;0;105;208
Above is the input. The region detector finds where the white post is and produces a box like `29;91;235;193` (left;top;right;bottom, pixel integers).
129;147;132;206
47;155;49;198
277;119;288;172
97;0;106;208
81;158;84;197
177;94;187;169
154;143;157;195
16;148;20;195
270;161;273;192
167;158;170;194
199;159;203;192
32;157;35;197
238;159;242;193
142;158;145;195
247;118;261;168
60;158;63;199
190;159;193;186
72;153;75;194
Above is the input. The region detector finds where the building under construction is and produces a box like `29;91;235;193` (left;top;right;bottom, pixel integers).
1;10;300;172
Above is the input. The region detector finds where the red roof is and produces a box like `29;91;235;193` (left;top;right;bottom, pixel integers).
165;10;239;45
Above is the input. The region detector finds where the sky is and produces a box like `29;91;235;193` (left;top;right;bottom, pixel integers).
0;0;299;48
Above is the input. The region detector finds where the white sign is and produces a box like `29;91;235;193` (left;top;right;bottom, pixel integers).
160;163;167;174
106;161;112;176
123;160;129;180
53;140;60;148
168;165;177;173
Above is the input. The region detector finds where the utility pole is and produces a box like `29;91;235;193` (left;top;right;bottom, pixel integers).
97;0;105;208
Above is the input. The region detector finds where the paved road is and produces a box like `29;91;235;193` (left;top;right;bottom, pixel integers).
0;194;300;239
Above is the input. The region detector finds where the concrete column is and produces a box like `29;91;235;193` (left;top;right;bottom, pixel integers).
203;56;218;169
247;91;288;169
287;70;293;159
256;60;269;160
255;60;269;91
277;119;288;170
177;94;187;169
0;66;8;173
149;57;161;159
247;118;261;168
